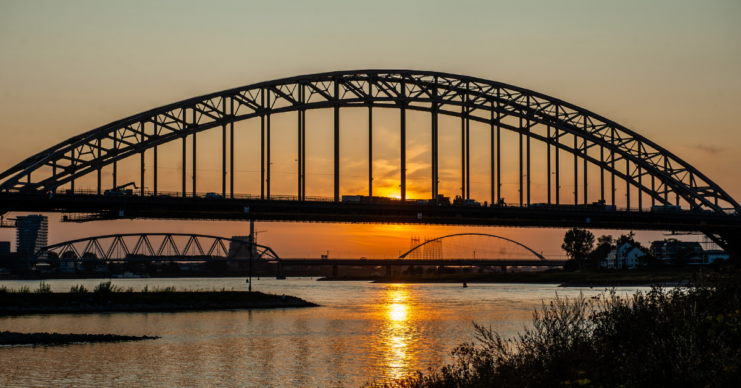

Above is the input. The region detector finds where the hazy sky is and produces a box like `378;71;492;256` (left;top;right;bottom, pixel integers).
1;0;739;258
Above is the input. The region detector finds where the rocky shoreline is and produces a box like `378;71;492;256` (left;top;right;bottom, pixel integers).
0;296;318;316
0;331;159;346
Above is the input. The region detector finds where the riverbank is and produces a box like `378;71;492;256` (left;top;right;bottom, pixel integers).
0;287;318;315
326;269;697;286
0;331;159;346
368;269;741;387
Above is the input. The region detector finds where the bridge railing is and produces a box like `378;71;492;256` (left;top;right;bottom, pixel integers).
34;188;740;216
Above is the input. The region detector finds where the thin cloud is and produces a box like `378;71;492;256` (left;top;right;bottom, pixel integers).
685;143;725;154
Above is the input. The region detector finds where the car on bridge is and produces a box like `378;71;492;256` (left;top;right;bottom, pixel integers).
204;192;223;199
453;196;481;207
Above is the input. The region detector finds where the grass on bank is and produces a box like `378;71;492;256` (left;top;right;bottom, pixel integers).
368;268;741;387
0;281;286;308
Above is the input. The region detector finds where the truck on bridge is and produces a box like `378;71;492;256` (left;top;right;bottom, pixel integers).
103;182;138;196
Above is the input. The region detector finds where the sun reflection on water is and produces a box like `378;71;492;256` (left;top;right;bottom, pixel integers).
380;284;417;380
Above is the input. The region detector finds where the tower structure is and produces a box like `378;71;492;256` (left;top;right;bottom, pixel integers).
422;237;443;259
409;236;421;258
15;215;48;258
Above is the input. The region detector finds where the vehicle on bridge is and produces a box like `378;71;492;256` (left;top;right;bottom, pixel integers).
529;200;616;212
651;205;682;214
103;182;138;196
453;196;481;207
341;195;398;204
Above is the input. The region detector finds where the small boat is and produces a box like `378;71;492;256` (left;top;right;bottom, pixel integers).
463;282;468;288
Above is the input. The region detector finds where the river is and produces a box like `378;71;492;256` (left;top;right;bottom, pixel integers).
0;278;648;387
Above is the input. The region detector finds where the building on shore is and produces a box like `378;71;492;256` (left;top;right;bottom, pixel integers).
602;243;645;269
15;215;48;259
683;250;729;265
0;241;9;259
649;239;702;263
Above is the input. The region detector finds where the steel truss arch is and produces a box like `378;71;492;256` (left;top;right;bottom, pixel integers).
399;233;547;261
30;233;280;261
1;70;737;214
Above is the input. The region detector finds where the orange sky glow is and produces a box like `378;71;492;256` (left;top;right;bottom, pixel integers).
1;1;739;259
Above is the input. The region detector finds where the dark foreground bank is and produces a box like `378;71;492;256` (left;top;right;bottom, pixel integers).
0;331;159;346
0;282;318;315
367;268;741;387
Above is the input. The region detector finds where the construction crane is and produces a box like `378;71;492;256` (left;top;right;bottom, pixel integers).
104;182;138;196
253;230;268;244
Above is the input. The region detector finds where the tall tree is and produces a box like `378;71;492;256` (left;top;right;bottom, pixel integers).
615;231;648;253
615;231;637;248
587;235;614;269
562;228;595;268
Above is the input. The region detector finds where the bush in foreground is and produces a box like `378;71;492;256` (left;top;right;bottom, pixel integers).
369;269;741;387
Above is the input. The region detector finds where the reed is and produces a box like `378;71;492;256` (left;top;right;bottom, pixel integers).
368;268;741;387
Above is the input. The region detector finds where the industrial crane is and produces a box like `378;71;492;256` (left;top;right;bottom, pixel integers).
104;182;138;196
253;230;268;245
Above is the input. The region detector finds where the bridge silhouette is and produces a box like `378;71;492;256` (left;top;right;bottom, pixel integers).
27;233;563;279
1;70;739;255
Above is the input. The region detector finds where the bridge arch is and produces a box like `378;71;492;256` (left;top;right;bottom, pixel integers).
399;233;547;261
30;233;280;261
1;70;737;214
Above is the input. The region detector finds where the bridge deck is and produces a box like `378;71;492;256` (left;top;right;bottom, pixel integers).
2;192;740;232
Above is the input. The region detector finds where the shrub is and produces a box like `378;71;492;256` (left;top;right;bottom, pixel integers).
149;285;177;293
69;284;89;293
34;282;53;293
562;259;579;271
368;268;741;387
16;285;30;294
93;281;122;293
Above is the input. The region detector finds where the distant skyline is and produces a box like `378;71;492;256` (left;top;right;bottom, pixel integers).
1;0;739;257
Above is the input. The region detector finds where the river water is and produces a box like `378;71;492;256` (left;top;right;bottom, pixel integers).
0;278;648;387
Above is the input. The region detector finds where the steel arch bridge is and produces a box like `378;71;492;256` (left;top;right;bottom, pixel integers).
0;70;739;254
1;69;738;213
28;233;279;262
399;233;547;261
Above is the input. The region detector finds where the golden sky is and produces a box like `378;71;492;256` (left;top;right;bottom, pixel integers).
1;0;739;258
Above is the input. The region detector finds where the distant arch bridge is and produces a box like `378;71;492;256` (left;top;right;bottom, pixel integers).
399;233;547;261
28;233;279;262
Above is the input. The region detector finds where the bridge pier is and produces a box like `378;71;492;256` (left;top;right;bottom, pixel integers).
332;264;338;278
386;265;391;276
276;262;285;280
437;265;444;276
500;266;507;273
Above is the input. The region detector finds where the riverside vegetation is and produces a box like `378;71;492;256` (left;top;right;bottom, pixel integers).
368;268;741;387
0;281;317;314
